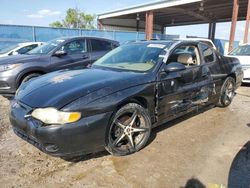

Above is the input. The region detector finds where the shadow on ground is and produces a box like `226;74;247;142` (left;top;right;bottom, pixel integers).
241;83;250;87
147;105;214;146
228;124;250;188
61;150;110;163
180;178;206;188
66;105;215;162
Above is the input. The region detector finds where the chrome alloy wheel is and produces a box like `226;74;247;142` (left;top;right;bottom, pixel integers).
107;103;151;155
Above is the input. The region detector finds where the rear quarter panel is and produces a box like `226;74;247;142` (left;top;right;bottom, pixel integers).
221;56;243;88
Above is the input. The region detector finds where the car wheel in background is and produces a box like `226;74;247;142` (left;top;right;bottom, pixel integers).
20;73;41;85
105;103;151;156
217;77;236;107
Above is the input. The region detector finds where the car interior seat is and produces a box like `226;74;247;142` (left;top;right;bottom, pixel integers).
177;53;195;66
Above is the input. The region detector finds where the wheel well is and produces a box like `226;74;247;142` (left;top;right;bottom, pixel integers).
116;97;148;111
18;71;45;86
227;73;236;82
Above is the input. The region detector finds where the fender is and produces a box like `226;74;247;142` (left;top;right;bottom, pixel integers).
16;66;49;86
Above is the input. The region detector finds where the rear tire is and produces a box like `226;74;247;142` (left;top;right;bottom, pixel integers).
20;73;41;85
105;103;151;156
217;77;236;107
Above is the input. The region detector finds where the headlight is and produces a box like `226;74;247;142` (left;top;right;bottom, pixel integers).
0;64;20;72
31;108;81;125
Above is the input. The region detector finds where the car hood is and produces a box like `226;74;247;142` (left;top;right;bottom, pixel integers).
226;55;250;65
0;54;45;65
16;68;151;109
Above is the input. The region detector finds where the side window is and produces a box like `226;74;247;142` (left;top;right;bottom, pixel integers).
62;40;86;54
167;45;201;66
200;44;215;63
17;44;38;54
91;39;112;52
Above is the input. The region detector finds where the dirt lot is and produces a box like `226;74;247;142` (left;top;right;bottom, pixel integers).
0;86;250;188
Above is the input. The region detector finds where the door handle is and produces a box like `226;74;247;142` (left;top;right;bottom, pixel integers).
202;72;208;77
82;54;89;59
202;66;210;77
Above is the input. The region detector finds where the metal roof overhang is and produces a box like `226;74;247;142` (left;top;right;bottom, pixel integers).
98;0;248;30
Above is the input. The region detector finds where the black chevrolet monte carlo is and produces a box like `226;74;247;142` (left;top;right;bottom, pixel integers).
10;40;243;158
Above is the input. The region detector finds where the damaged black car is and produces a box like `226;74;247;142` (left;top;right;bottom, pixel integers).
10;40;243;158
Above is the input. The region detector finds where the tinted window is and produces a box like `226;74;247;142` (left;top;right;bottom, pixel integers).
91;39;112;52
62;40;86;54
200;44;215;63
17;44;38;54
199;41;214;48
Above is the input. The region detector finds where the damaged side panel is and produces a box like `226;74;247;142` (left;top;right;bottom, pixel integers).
155;64;216;126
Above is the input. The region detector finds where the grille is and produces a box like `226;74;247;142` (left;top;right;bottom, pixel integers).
13;128;45;152
242;65;250;71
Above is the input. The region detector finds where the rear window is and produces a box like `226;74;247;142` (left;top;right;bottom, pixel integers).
17;44;38;54
90;39;112;52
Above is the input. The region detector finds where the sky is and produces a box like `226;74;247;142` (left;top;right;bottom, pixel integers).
0;0;248;41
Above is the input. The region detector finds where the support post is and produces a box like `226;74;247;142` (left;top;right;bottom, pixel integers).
244;0;250;43
136;14;140;32
32;26;36;42
229;0;239;52
161;26;165;35
145;11;154;40
208;22;216;42
98;19;103;30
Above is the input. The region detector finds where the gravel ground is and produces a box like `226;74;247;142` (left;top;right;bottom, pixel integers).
0;86;249;188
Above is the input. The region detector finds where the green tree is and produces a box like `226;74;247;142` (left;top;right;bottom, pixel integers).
50;8;96;29
49;21;63;28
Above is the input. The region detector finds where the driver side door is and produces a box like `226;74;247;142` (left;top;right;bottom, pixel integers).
156;43;214;124
50;39;91;71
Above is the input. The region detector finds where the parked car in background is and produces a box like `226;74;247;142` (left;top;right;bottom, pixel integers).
0;42;44;57
10;40;243;158
227;44;250;83
0;36;119;97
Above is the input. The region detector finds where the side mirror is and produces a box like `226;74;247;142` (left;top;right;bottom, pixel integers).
54;50;67;57
164;62;186;73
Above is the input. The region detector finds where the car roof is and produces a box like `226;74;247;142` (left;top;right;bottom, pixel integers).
239;43;250;46
179;37;212;42
18;42;44;46
55;36;119;43
131;40;199;46
177;38;216;49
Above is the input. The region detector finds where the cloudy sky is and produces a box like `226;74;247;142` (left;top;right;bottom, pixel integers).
0;0;248;41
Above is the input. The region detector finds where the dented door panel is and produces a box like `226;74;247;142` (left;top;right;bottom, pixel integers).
156;64;215;123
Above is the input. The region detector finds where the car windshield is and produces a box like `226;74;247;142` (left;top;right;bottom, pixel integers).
93;43;171;72
229;45;250;56
28;39;65;55
0;44;19;54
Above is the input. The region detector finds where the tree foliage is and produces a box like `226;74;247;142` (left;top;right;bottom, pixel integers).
50;8;96;29
50;21;63;28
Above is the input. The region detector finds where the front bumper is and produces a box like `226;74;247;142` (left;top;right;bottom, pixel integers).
242;68;250;83
0;71;18;95
10;100;112;157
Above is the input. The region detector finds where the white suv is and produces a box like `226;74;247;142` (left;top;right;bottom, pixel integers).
228;44;250;84
0;42;44;58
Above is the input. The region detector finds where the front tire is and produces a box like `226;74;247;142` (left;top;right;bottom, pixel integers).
217;77;236;107
20;73;41;85
105;103;151;156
